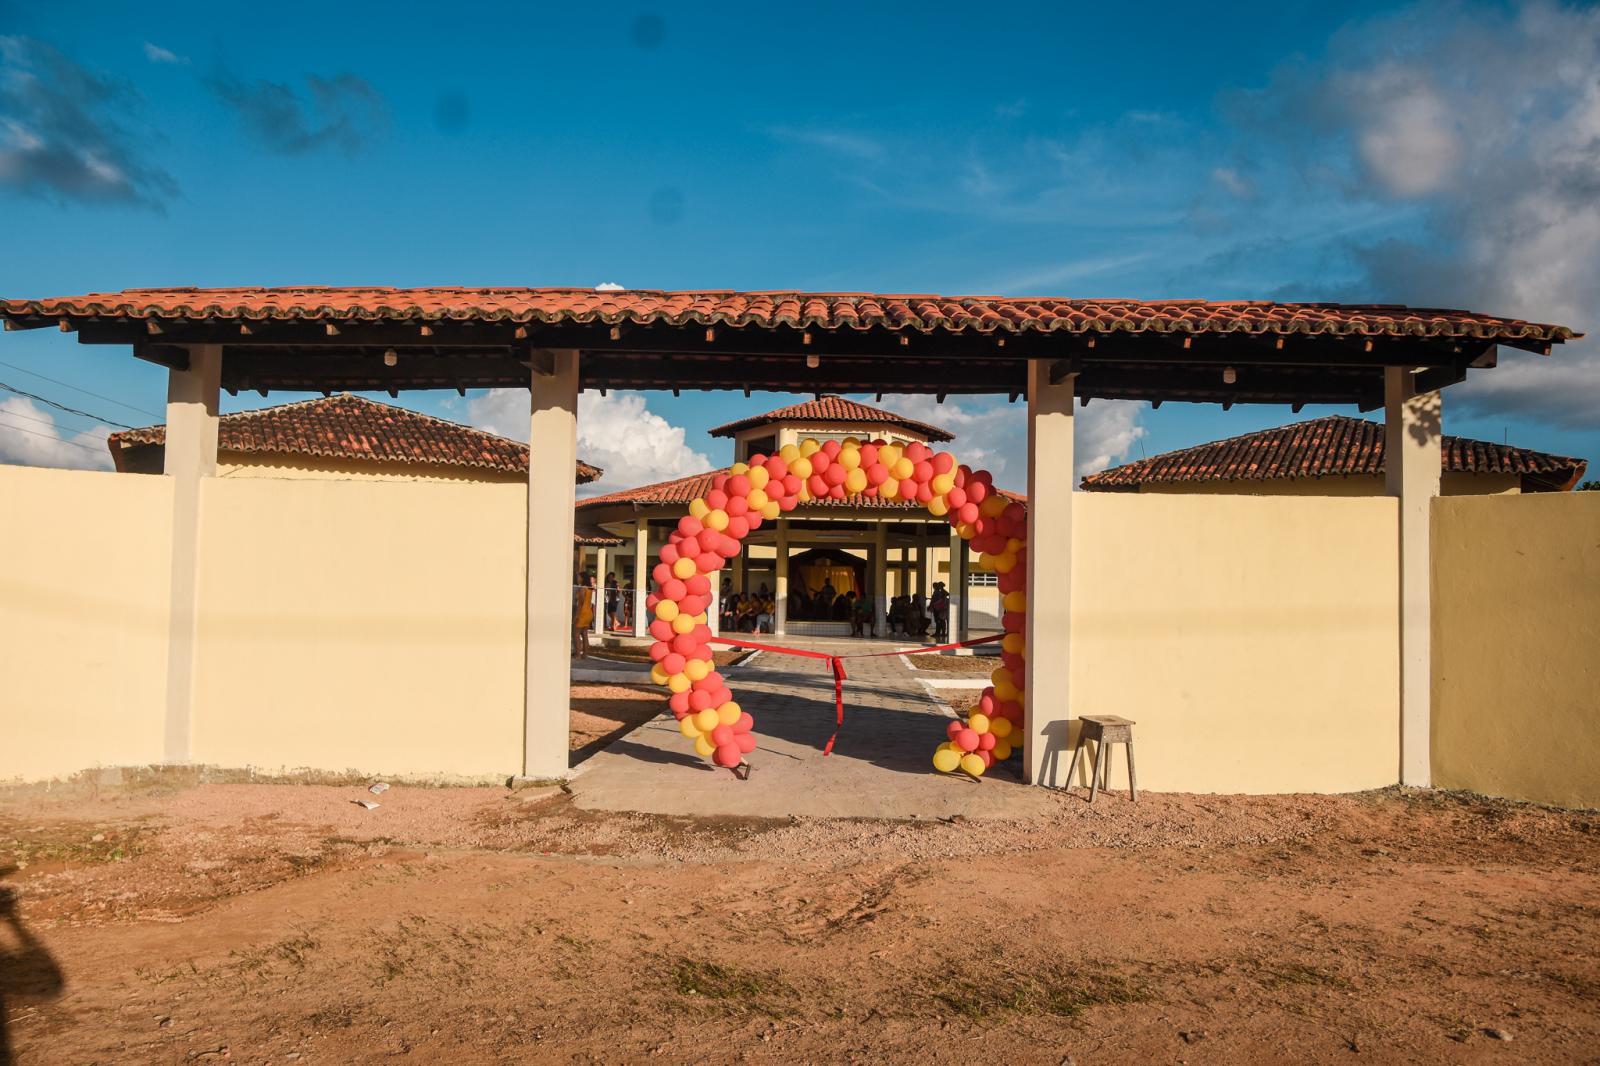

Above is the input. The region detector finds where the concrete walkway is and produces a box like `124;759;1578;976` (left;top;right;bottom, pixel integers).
568;638;1054;821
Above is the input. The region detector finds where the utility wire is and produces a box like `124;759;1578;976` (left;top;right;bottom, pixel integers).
0;404;110;436
0;412;108;454
0;359;163;420
0;381;136;429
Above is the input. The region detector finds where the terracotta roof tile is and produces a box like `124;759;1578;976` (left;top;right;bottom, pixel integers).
109;394;602;482
708;395;953;441
1080;415;1587;492
1;287;1579;344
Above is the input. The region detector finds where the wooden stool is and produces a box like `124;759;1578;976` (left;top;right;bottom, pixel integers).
1065;716;1136;803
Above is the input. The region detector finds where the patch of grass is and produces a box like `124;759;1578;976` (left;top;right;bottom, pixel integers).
2;822;157;867
933;964;1152;1020
668;957;794;1016
1255;961;1352;992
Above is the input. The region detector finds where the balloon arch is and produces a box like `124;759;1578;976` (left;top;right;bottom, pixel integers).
644;436;1028;777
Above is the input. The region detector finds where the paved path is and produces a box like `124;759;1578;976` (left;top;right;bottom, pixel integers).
568;638;1053;821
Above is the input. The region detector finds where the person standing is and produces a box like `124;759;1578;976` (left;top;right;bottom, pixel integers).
930;582;950;642
604;572;621;632
573;571;595;659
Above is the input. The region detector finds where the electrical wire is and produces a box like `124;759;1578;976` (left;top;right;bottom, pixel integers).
0;404;110;436
0;412;107;453
0;359;163;420
0;381;135;429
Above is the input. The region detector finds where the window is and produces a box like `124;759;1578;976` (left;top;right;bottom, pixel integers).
968;572;997;587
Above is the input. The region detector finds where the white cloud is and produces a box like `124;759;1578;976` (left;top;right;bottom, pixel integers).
1074;401;1146;482
468;388;711;497
594;281;625;291
767;125;885;161
1210;165;1255;199
142;42;186;65
0;396;112;470
1351;73;1461;198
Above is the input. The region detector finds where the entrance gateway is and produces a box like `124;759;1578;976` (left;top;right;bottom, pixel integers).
0;287;1577;788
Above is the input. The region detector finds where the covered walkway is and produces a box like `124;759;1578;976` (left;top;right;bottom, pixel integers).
570;639;1055;820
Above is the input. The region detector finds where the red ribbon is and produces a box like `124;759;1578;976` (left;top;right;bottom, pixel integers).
707;633;1006;755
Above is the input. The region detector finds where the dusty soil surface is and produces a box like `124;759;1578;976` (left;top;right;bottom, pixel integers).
1;783;1596;1065
905;653;1000;675
568;683;664;761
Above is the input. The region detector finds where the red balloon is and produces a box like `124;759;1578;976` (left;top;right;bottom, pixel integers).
956;728;980;753
866;462;888;485
710;686;733;707
691;643;714;661
711;724;734;746
649;641;671;661
652;562;673;585
978;749;995;768
727;474;751;497
746;513;763;531
714;743;742;767
932;452;955;474
764;456;788;480
1002;611;1024;633
645;594;659;612
823;464;847;487
859;443;879;466
978;732;997;751
650;619;675;641
828;483;846;499
659;542;680;565
669;690;691;715
726;495;749;518
670;631;698;654
686;574;711;596
957;502;980;524
809;450;831;474
809;474;829;497
913;460;934;482
706;489;729;510
662;578;687;601
711;473;729;492
945;486;967;509
679;594;708;616
662;653;687;675
735;732;758;753
695;671;724;691
779;494;799;512
916;483;933;503
726;515;750;539
821;439;842;458
978;693;997;716
947;720;966;741
967;481;989;504
781;474;802;496
734;712;755;733
1002;652;1025;675
696;552;723;572
689;689;714;711
677;515;704;537
692;624;713;644
898;477;917;499
998;700;1023;723
998;569;1024;594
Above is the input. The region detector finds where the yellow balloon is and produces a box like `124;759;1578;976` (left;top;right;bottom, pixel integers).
838;446;862;470
790;456;813;480
655;599;680;621
889;457;912;480
778;443;800;463
668;672;691;693
672;556;697;580
730;461;750;476
933;747;961;773
799;438;821;456
880;478;900;500
748;466;770;490
844;468;868;494
679;716;701;737
927;496;949;517
994;679;1019;703
672;613;696;635
993;552;1017;574
651;663;669;685
717;701;741;726
1003;591;1027;612
960;753;986;777
689;498;710;519
957;522;976;539
930;473;955;495
878;443;903;466
980;495;1008;518
842;436;861;448
992;739;1013;761
695;707;720;732
797;482;813;502
968;712;991;734
991;716;1014;738
761;501;782;520
1005;538;1025;554
975;552;995;571
747;487;769;510
694;735;716;757
705;509;729;531
1002;633;1025;655
992;667;1015;689
685;658;710;681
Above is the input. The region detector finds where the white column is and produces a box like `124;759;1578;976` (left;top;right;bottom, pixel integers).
708;578;722;637
522;350;579;781
1024;362;1074;786
774;518;790;635
950;529;970;642
591;546;607;636
1386;366;1442;787
872;521;888;637
632;519;649;638
161;344;221;764
918;538;931;598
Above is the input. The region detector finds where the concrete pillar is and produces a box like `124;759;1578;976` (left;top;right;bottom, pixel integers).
592;545;607;636
872;521;888;637
1024;362;1074;786
161;344;221;764
918;537;931;598
630;520;651;638
708;577;721;637
950;529;970;642
732;546;746;595
774;518;790;636
522;350;580;781
1386;366;1442;787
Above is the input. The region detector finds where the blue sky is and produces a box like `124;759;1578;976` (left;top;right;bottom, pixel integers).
1;1;1596;492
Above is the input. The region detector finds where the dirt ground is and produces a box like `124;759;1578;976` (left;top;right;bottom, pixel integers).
2;773;1597;1066
904;652;1001;675
568;684;664;762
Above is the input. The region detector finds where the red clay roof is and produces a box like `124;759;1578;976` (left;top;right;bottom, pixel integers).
1;287;1579;344
709;395;953;441
1080;415;1587;492
109;394;602;482
578;467;1023;511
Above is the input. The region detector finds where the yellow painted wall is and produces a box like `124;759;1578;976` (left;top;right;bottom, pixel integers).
122;446;525;484
0;466;173;782
1133;471;1521;497
190;477;527;781
1432;493;1600;808
1069;494;1401;793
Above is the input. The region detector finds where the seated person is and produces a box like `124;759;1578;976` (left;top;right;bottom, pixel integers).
832;590;854;620
907;593;930;638
851;595;873;637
